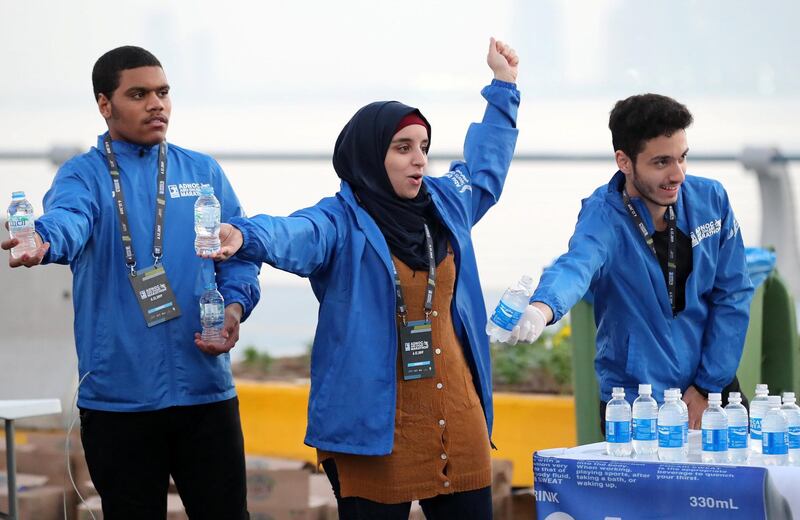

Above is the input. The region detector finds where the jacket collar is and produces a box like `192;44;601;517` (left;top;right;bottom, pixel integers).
96;132;160;158
605;169;687;233
338;178;458;274
337;180;394;274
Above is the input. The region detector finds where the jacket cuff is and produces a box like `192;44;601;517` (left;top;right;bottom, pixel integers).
490;78;517;90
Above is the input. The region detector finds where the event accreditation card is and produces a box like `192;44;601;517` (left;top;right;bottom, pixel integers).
129;264;182;327
400;320;435;380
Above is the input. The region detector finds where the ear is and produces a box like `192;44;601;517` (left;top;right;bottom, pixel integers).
97;93;112;120
615;150;633;175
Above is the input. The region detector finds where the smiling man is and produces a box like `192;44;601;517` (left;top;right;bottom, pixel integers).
503;93;754;430
1;46;259;519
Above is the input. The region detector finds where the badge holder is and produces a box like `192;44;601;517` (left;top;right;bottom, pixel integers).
129;262;182;327
399;317;435;380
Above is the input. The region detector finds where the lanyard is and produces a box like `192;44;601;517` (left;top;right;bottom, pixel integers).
621;189;677;315
103;134;168;276
392;224;436;325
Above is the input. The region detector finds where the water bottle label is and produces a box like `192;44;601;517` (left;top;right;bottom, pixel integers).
195;207;220;228
702;428;728;452
201;303;224;321
682;421;688;444
489;300;523;331
789;426;800;449
762;431;788;455
8;215;31;231
728;425;748;449
750;417;762;440
632;418;656;441
658;425;683;448
606;420;631;443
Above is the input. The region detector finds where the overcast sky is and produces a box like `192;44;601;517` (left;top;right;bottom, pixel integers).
2;0;800;294
2;0;798;151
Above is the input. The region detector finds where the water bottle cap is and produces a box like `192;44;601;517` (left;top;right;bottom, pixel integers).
11;191;25;199
755;383;769;394
611;387;625;398
708;392;722;403
200;184;214;196
784;392;796;403
638;383;651;395
205;282;217;290
768;395;782;406
728;392;741;403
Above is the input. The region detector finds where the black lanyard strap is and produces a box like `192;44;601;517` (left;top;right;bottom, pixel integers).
103;134;168;276
622;189;677;315
392;224;436;325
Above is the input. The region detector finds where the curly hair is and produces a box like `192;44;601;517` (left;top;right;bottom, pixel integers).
609;94;693;164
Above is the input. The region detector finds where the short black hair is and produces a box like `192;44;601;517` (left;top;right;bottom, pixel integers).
609;93;693;164
92;46;162;101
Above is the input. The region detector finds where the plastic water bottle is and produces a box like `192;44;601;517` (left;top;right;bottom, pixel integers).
632;384;658;456
199;282;225;344
658;389;685;462
669;387;690;457
762;395;788;466
725;392;749;464
605;387;632;457
7;191;37;258
486;275;535;343
750;383;770;454
701;393;728;463
781;392;800;465
194;184;221;255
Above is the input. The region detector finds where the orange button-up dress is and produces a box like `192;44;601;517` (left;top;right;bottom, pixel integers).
318;247;492;503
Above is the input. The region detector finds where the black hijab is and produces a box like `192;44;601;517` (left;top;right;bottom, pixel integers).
333;101;448;271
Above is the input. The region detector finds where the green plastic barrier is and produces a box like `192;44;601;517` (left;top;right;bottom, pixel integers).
760;270;800;397
736;283;764;401
569;299;603;445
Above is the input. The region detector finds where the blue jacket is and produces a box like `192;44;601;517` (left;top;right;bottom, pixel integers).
231;81;519;455
36;135;261;412
532;171;754;403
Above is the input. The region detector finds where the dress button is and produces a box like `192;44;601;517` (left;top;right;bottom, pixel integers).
438;419;446;427
436;383;443;389
440;453;447;460
443;481;450;488
432;310;439;317
435;348;441;355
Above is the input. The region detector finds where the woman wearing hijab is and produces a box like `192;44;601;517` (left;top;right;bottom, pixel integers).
205;38;519;519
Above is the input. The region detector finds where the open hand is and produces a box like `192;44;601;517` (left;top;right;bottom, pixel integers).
1;222;49;268
195;303;243;355
197;223;243;262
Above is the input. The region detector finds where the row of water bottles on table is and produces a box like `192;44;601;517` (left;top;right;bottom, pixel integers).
6;188;228;345
606;383;800;466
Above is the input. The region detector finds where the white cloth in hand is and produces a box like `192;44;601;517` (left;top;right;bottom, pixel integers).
507;304;547;346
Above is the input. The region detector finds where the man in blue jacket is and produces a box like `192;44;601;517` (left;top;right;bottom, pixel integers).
506;93;753;429
2;46;259;519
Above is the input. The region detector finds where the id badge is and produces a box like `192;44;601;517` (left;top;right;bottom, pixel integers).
128;264;182;327
399;320;435;380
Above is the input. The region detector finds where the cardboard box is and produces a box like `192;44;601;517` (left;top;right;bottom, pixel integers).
77;494;188;520
0;485;62;520
510;490;536;520
0;443;72;487
491;458;514;499
0;472;49;489
246;455;310;511
248;504;327;520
